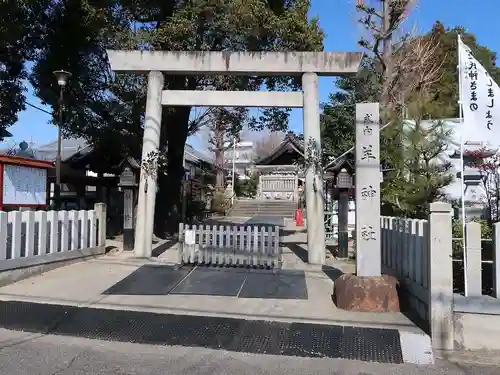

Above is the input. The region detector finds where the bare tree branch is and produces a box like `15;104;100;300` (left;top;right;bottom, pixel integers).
387;31;445;112
253;130;285;158
356;0;442;113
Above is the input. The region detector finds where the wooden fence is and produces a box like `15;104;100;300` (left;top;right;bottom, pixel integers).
0;203;107;272
178;223;281;269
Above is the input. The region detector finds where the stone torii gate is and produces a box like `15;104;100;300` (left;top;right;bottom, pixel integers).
107;50;363;264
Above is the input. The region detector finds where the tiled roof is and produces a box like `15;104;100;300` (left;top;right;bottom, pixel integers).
1;137;213;169
184;143;212;164
33;138;89;162
254;132;304;165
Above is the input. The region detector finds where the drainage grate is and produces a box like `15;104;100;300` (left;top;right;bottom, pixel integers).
0;301;403;363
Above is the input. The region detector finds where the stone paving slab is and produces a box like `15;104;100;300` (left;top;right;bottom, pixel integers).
0;256;421;334
170;268;247;297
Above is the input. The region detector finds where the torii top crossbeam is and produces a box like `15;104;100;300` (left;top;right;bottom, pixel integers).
106;50;363;76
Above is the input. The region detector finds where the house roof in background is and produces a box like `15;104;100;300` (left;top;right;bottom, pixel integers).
1;137;213;169
34;138;89;162
184;143;212;164
254;133;304;165
324;152;354;173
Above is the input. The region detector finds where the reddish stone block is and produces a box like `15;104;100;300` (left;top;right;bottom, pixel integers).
333;274;400;313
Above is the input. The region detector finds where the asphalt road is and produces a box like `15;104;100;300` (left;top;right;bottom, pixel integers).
0;329;497;375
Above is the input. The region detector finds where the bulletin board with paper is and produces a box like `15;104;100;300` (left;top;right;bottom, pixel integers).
0;155;53;210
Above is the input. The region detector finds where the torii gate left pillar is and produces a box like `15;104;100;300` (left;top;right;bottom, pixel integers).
107;50;363;262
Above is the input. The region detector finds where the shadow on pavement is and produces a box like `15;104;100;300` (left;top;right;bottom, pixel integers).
280;228;306;237
243;216;285;227
321;265;344;282
286;242;309;263
286;242;346;283
151;239;177;257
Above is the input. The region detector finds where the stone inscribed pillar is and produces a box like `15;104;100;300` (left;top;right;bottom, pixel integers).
355;103;381;276
302;72;325;265
134;71;164;258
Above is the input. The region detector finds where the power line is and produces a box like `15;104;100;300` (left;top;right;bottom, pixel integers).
26;102;52;115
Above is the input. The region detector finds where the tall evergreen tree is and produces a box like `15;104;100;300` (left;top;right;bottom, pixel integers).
321;21;499;217
0;0;49;138
30;0;324;234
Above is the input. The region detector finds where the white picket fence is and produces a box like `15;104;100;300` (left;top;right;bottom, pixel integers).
458;221;500;298
381;216;430;322
178;223;281;269
0;203;107;272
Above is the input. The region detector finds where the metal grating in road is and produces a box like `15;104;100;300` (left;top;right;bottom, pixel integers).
0;300;403;364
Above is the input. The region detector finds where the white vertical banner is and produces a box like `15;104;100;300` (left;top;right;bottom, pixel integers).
458;36;500;141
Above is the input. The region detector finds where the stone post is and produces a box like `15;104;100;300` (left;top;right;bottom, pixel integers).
428;201;454;350
494;223;500;299
465;222;482;296
134;71;164;258
355;103;381;276
95;202;107;247
338;191;349;258
302;72;325;265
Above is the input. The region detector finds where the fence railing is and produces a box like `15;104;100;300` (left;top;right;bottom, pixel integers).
453;222;500;298
178;223;281;269
380;203;500;351
0;203;107;271
381;216;430;322
380;202;454;350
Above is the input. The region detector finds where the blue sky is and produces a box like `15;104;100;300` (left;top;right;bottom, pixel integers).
4;0;500;150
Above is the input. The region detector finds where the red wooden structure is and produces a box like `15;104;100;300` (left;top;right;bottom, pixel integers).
0;155;53;211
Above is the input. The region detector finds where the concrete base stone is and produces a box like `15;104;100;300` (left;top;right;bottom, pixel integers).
333;274;400;313
399;331;434;365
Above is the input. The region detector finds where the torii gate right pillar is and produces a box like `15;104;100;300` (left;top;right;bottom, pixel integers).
302;72;325;265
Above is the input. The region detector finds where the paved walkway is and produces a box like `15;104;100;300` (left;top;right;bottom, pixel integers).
0;254;408;330
0;216;432;365
0;216;420;329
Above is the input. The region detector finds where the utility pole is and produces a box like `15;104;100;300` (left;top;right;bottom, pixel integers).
231;137;236;205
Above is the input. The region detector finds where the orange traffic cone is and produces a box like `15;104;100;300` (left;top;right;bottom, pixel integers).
295;208;304;227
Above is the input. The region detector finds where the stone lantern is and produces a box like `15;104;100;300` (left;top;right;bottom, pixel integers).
119;159;139;250
336;168;353;259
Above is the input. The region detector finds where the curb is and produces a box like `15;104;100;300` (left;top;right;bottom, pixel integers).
399;330;434;365
0;299;434;365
